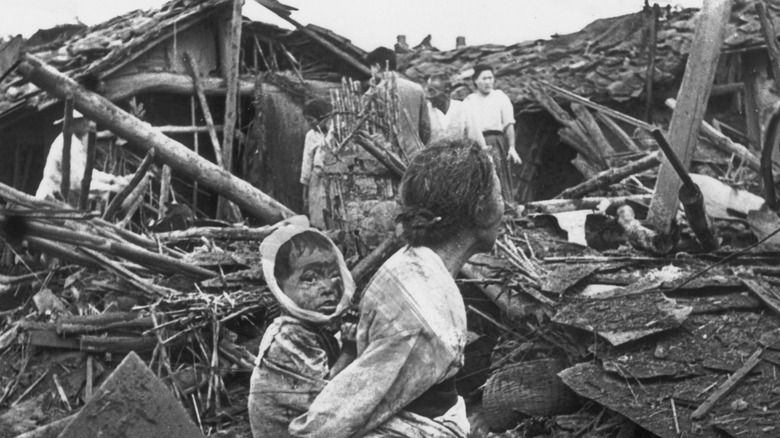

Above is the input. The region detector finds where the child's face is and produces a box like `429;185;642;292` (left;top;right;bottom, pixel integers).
279;248;342;315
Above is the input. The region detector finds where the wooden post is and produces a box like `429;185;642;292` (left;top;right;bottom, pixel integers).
184;53;223;167
644;3;660;122
646;0;732;233
217;0;243;221
742;52;766;152
78;123;96;211
17;54;294;223
191;96;199;212
159;165;171;219
755;0;780;167
60;97;74;201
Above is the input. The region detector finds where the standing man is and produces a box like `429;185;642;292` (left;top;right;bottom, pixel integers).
365;47;431;159
425;74;485;148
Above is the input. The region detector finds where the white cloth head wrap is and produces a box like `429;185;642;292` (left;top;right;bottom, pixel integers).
260;216;355;325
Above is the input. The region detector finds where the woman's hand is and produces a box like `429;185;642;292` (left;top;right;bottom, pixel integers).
507;148;522;165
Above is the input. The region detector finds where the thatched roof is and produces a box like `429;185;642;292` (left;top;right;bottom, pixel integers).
398;1;780;111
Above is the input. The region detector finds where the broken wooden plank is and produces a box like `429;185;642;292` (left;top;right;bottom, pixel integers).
103;149;155;221
647;0;732;233
16;54;294;224
690;347;763;420
741;277;780;316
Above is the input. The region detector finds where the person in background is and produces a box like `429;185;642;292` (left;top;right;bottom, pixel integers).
462;64;521;201
289;137;505;438
248;220;356;438
300;99;331;229
425;74;485;148
365;47;431;158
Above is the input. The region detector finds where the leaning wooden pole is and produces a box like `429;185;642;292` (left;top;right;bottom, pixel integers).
646;0;732;233
17;54;294;224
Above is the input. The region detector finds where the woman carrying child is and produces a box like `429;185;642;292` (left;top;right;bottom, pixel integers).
290;138;505;438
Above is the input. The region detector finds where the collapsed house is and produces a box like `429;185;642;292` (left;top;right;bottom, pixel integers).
3;0;780;437
0;0;368;222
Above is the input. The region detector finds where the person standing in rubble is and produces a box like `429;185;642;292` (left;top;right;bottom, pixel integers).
424;73;485;147
365;47;431;158
300;99;332;229
289;138;505;438
462;64;521;202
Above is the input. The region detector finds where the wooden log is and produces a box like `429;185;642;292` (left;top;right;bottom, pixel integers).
17;54;294;223
556;152;661;199
103;149;155;221
19;218;214;279
523;194;652;215
353;134;407;179
690;347;763;420
617;204;674;255
154;225;278;242
647;0;732;232
103;72;254;102
183;52;223;167
78;335;158;353
571;103;614;157
0;181;162;251
60;97;74;200
57;317;155;335
595;112;641;153
25;236;97;267
666;98;765;173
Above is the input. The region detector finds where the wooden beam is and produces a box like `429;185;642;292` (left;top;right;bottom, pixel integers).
17;54;294;224
103;72;254;102
646;0;732;233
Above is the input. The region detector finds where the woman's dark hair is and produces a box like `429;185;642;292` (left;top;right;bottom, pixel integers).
397;137;499;246
366;47;397;71
274;231;334;282
472;64;494;83
303;99;331;121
